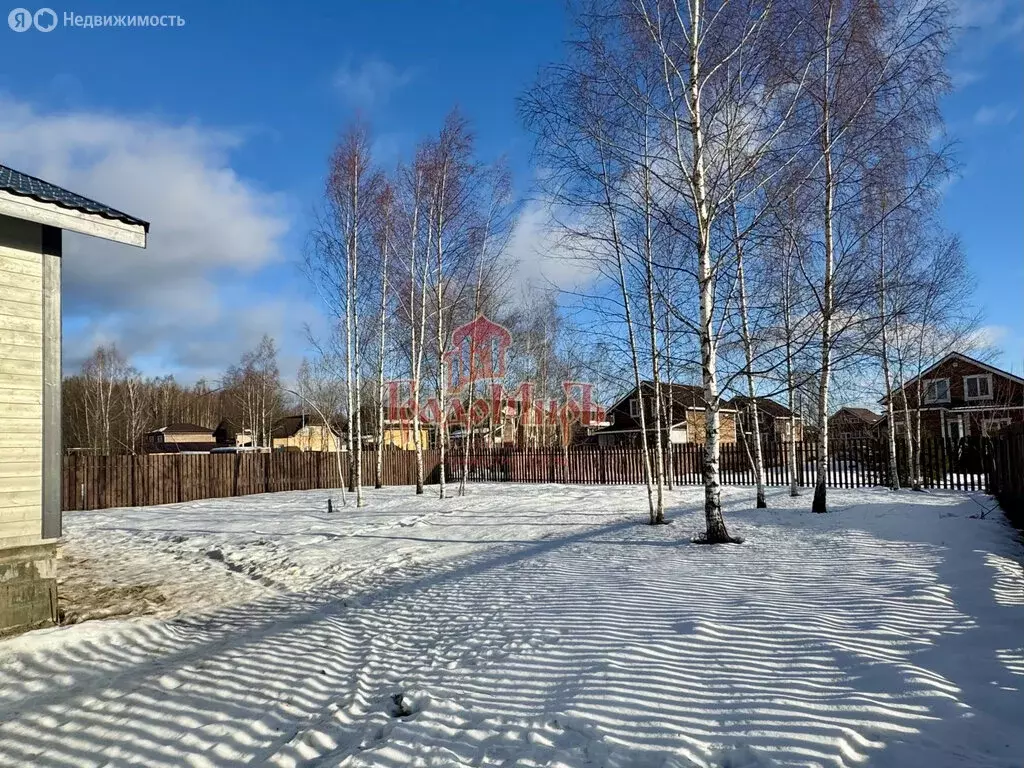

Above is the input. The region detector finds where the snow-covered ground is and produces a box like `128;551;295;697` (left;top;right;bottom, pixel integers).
1;484;1023;767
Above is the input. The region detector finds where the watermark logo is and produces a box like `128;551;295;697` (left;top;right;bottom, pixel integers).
8;7;53;31
386;314;607;448
33;7;54;29
446;315;513;390
9;7;56;30
8;8;185;30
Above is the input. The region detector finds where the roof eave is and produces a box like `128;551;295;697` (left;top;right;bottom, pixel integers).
0;189;147;248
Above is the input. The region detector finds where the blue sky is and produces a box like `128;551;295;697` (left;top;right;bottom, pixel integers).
0;0;1020;382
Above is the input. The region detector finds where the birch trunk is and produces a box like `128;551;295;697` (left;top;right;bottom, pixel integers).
345;223;356;493
783;243;800;497
892;314;918;489
733;201;767;508
600;155;657;525
375;218;389;488
410;186;428;495
688;0;732;541
352;171;363;507
434;164;449;501
910;309;932;490
662;310;675;491
877;218;900;491
641;128;665;522
375;191;392;488
460;217;490;497
812;11;836;514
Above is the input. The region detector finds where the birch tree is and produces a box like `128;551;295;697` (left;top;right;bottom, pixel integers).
307;121;383;504
422;112;482;500
399;150;431;495
372;182;396;489
793;0;952;512
521;31;664;524
631;0;805;539
80;344;127;455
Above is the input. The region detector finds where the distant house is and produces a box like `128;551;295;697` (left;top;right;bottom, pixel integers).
882;351;1024;441
829;408;883;440
213;419;253;448
214;421;247;450
144;423;216;453
376;419;432;451
594;382;738;447
728;396;803;443
271;414;342;452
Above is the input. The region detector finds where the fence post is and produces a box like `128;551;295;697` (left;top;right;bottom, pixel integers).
797;441;804;487
175;454;183;504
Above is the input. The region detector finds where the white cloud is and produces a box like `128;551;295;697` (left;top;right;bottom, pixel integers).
333;58;414;108
950;69;983;89
973;104;1018;126
970;324;1010;350
0;96;296;381
952;0;1010;28
504;201;601;298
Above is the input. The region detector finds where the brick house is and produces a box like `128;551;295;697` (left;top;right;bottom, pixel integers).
595;382;737;447
728;396;803;443
882;352;1024;441
829;407;883;440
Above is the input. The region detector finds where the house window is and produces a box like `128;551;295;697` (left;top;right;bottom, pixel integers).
923;378;950;404
964;374;993;401
629;398;641;418
981;417;1012;437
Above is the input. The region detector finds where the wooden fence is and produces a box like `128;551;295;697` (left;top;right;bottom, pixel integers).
63;436;997;512
448;437;992;491
62;450;443;511
988;425;1024;526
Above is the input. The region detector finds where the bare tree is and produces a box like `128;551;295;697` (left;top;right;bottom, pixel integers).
224;335;282;449
121;366;149;455
293;358;347;502
373;182;396;489
81;344;128;455
791;0;952;512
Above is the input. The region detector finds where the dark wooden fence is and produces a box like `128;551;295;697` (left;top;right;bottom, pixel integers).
988;425;1024;526
63;436;998;512
448;437;992;491
62;450;444;511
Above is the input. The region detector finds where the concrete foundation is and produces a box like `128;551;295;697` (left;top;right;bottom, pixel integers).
0;542;57;636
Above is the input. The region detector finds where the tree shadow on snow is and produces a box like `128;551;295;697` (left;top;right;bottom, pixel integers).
1;495;1022;767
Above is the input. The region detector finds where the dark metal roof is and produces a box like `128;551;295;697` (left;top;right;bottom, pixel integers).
0;163;149;230
728;396;794;418
834;407;882;424
149;423;214;435
272;414;337;438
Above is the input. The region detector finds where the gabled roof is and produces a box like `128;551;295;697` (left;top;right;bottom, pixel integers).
728;396;794;418
894;351;1024;393
609;381;736;413
149;422;213;435
0;163;148;247
832;407;882;424
272;414;339;438
0;164;148;228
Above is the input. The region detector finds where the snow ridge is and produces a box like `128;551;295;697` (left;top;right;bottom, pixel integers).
0;485;1021;767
